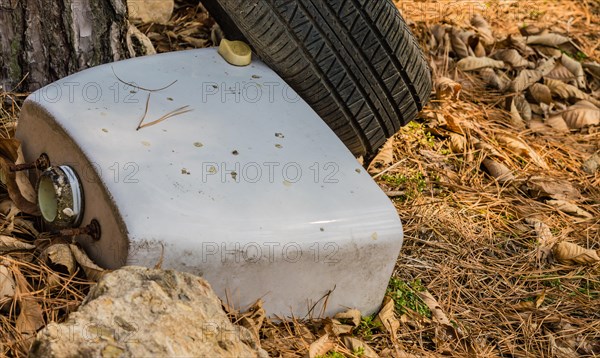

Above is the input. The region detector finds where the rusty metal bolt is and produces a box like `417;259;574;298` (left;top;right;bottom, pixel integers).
10;153;50;172
51;219;101;241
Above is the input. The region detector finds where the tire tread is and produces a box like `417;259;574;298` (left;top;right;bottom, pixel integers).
211;0;431;157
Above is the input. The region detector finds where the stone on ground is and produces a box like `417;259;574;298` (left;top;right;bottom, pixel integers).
29;266;268;357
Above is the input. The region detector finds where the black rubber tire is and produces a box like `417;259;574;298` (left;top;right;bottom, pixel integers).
203;0;431;157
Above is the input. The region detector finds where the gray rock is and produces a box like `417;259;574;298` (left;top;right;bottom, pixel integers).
30;267;268;357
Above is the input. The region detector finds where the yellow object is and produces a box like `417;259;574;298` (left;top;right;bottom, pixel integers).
218;39;252;66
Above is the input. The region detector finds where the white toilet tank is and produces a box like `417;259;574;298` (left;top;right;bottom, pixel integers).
16;48;404;317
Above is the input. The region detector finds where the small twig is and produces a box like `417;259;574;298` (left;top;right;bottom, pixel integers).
153;242;165;269
137;105;192;131
135;92;152;130
372;158;408;179
304;285;336;320
11;73;30;92
111;66;178;92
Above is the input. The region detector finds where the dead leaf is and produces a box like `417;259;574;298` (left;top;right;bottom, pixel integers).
545;78;600;106
0;235;35;252
308;334;335;358
512;300;535;311
492;49;532;69
15;148;37;204
507;99;524;127
558;100;600;129
450;27;471;59
441;114;465;134
376;296;399;340
457;56;505;71
537;57;558;76
505;96;529;128
0;138;20;162
584;59;600;72
0;199;20;218
368;137;395;174
470;14;494;46
475;140;504;159
0;264;16;312
13;267;44;335
0;142;37;209
430;24;446;48
14;218;40;238
546;200;593;219
342;337;379;358
519;24;543;36
435;77;462;101
0;158;40;216
126;23;156;56
553;242;600;265
502;35;535;57
537;48;565;61
527;119;553;134
545;115;570;132
448;133;466;154
325;318;355;336
495;134;548;169
480;68;508;90
529;83;553;105
546;63;580;84
69;244;106;281
548;332;581;358
16;297;44;336
521;176;581;200
560;54;586;89
526;33;570;47
512;291;545;312
482;158;514;183
530;102;549;117
334;308;361;327
179;35;208;48
416;291;450;325
535;289;546;308
513;95;533;121
239;299;266;344
45;244;77;275
525;218;556;263
416;290;471;353
471;38;486;57
510;69;543;93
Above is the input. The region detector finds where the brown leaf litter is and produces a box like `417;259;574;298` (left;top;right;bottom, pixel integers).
2;0;600;356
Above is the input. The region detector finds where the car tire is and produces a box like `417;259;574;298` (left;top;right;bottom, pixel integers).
203;0;431;158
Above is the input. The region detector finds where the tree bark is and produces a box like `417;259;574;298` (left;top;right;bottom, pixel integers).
0;0;129;92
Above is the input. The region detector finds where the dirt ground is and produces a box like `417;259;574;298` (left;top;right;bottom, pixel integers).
1;0;599;357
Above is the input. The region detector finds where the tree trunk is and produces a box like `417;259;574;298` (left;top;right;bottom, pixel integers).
0;0;130;92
